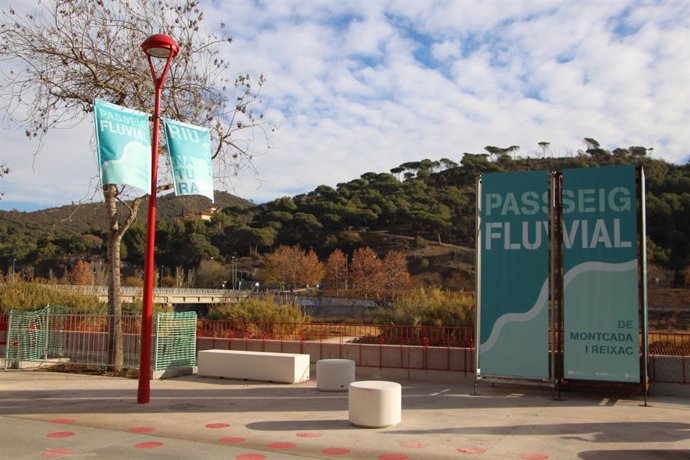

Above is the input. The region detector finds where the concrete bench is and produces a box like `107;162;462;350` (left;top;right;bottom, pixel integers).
348;380;401;428
316;359;355;391
197;349;310;384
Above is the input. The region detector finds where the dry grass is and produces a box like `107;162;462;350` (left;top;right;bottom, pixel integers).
49;363;139;379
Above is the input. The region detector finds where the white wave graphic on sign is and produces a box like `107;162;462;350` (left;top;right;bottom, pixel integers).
563;259;637;289
101;141;150;191
480;278;549;353
481;259;638;353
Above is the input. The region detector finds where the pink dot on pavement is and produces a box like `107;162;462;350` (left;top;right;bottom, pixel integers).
134;441;164;449
520;454;548;460
379;454;409;460
128;426;156;434
47;432;75;438
49;418;76;425
269;441;297;449
236;455;266;460
205;422;230;429
41;449;75;457
321;447;351;455
458;446;487;454
219;437;246;444
400;441;427;448
296;432;322;438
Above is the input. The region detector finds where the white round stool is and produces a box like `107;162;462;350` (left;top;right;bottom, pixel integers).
348;380;401;428
316;359;355;391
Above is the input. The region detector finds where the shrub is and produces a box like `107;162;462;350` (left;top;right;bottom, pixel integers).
0;282;106;313
379;287;475;327
207;297;308;323
68;260;93;285
123;276;144;287
206;297;309;339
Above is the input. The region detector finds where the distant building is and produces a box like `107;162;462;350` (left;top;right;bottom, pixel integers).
184;206;218;221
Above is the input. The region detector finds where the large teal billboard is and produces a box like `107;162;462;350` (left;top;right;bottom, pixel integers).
563;165;640;382
478;170;550;379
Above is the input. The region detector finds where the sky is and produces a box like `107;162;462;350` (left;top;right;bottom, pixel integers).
0;0;688;211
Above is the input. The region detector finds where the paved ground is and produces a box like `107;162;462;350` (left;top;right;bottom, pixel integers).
0;370;688;459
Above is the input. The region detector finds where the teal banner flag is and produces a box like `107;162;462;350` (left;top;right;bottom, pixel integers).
563;165;640;382
164;119;214;201
94;99;151;192
479;170;550;379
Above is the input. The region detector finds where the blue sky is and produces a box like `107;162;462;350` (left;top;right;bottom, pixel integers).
1;0;688;211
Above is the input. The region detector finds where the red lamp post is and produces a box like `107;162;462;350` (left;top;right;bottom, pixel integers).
137;33;179;404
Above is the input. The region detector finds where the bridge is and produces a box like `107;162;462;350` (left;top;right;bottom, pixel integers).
49;285;255;304
46;286;381;318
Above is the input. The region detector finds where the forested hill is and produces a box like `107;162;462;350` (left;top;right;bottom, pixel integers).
0;191;251;236
1;147;689;286
240;152;689;278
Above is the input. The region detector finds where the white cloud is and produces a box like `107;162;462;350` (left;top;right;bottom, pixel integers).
343;17;394;57
1;122;100;208
431;39;461;62
1;0;688;211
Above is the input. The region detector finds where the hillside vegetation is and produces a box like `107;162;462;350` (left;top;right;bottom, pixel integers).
0;191;251;237
1;143;689;292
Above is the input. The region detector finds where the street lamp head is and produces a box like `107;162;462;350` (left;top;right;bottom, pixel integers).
141;33;179;59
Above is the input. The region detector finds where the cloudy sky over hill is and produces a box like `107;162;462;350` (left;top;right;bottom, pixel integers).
1;0;688;211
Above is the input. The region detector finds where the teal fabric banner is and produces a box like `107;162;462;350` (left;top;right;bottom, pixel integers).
479;170;549;379
94;99;151;192
164;119;214;201
563;165;640;382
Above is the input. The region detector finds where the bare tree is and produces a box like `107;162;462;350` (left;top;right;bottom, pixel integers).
324;249;348;293
350;247;384;299
68;259;94;286
262;246;325;292
0;0;271;370
0;163;8;199
382;250;411;298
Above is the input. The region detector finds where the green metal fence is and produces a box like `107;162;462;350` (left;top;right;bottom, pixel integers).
3;308;196;374
5;306;68;367
154;312;197;372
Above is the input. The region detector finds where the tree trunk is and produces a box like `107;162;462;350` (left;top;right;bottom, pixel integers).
105;184;124;371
